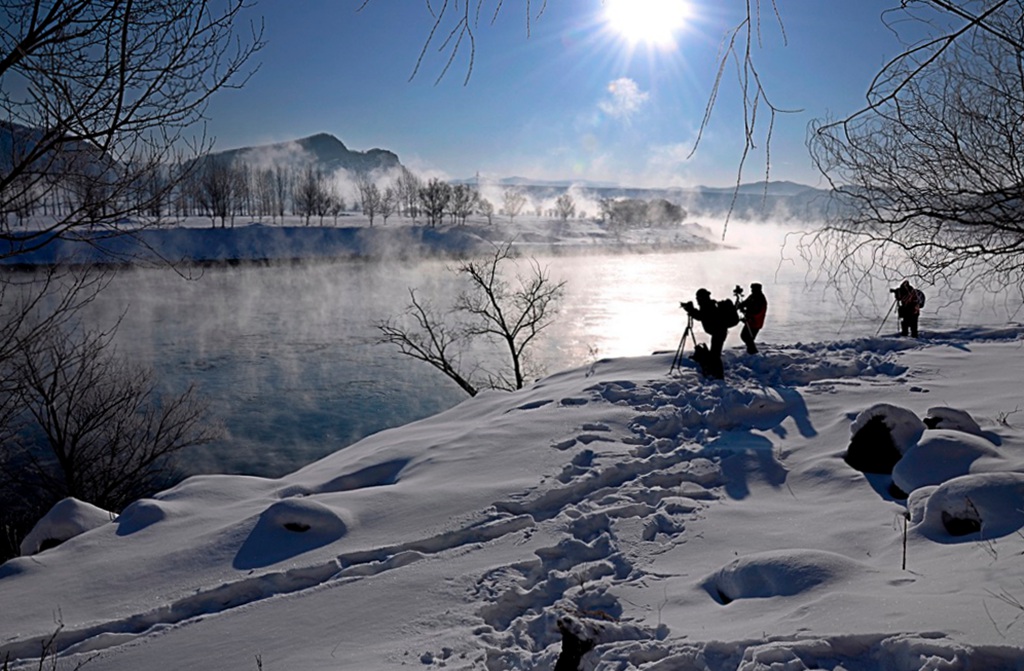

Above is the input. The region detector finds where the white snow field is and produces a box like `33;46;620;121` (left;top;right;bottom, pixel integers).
3;325;1024;670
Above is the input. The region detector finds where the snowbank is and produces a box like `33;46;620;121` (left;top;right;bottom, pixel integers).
2;327;1024;670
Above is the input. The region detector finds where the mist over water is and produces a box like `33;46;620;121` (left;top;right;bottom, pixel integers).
78;222;1023;478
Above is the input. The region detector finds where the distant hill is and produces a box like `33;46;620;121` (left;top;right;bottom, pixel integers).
466;177;833;223
454;176;622;189
694;180;822;197
681;180;832;221
207;133;402;175
0;121;113;175
0;125;402;176
459;176;820;197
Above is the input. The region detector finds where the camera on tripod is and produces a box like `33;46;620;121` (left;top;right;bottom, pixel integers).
733;285;744;298
680;300;694;309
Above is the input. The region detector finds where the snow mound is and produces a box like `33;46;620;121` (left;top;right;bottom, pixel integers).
281;457;410;497
845;404;926;474
116;499;169;535
701;549;867;604
924;406;985;437
234;498;349;569
915;472;1024;540
851;404;925;453
892;430;1002;495
19;498;114;556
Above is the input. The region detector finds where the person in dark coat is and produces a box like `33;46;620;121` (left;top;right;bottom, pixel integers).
893;279;921;337
737;282;768;354
681;287;731;379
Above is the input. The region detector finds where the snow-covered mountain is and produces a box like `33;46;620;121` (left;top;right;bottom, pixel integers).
207;132;402;174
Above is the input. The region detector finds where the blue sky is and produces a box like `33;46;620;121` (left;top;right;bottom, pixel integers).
204;1;899;188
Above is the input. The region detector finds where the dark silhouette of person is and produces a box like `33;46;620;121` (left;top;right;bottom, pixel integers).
893;279;921;337
681;287;733;379
737;282;768;354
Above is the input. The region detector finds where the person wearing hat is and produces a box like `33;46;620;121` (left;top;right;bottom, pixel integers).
681;287;731;379
737;282;768;354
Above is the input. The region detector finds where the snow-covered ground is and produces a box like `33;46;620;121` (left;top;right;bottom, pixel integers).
3;325;1024;670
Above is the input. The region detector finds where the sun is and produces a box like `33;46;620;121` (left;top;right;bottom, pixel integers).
604;0;690;47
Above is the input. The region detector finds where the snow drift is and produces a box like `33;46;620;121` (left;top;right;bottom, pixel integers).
3;327;1024;670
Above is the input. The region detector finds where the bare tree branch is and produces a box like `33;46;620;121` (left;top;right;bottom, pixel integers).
0;0;264;257
2;320;219;512
377;240;564;395
377;288;479;396
802;1;1024;307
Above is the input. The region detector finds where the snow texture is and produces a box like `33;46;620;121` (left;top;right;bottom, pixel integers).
2;296;1024;669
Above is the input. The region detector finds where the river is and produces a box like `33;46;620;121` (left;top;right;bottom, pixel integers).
77;223;1022;477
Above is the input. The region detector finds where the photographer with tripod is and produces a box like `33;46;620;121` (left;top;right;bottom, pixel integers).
890;279;924;338
735;283;768;354
679;288;739;379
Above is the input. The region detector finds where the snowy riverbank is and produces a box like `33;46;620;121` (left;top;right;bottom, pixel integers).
3;326;1024;669
0;216;723;267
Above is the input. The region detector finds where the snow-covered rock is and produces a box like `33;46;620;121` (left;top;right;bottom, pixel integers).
19;498;114;556
923;406;985;437
845;403;926;474
851;403;926;453
915;472;1024;540
892;429;1003;494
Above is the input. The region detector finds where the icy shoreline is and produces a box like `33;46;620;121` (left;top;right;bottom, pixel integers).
0;218;724;268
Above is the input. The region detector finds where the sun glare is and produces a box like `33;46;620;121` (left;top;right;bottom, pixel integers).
605;0;690;47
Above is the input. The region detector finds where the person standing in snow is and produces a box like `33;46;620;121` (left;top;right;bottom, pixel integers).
892;279;921;338
681;288;736;379
737;282;767;354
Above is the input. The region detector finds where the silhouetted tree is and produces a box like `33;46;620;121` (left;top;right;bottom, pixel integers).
478;198;495;225
255;168;277;223
3;324;217;509
804;0;1024;301
396;167;422;218
379;186;399;225
377;242;565;395
0;0;262;254
0;318;218;560
0;1;258;559
449;184;478;225
647;199;685;227
602;198;648;232
358;179;382;226
197;159;237;228
419;178;451;227
295;166;331;226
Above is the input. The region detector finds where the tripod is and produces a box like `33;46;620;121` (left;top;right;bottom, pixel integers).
669;314;698;374
876;297;898;336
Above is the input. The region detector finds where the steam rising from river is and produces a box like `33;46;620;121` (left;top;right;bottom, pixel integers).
75;219;1024;478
